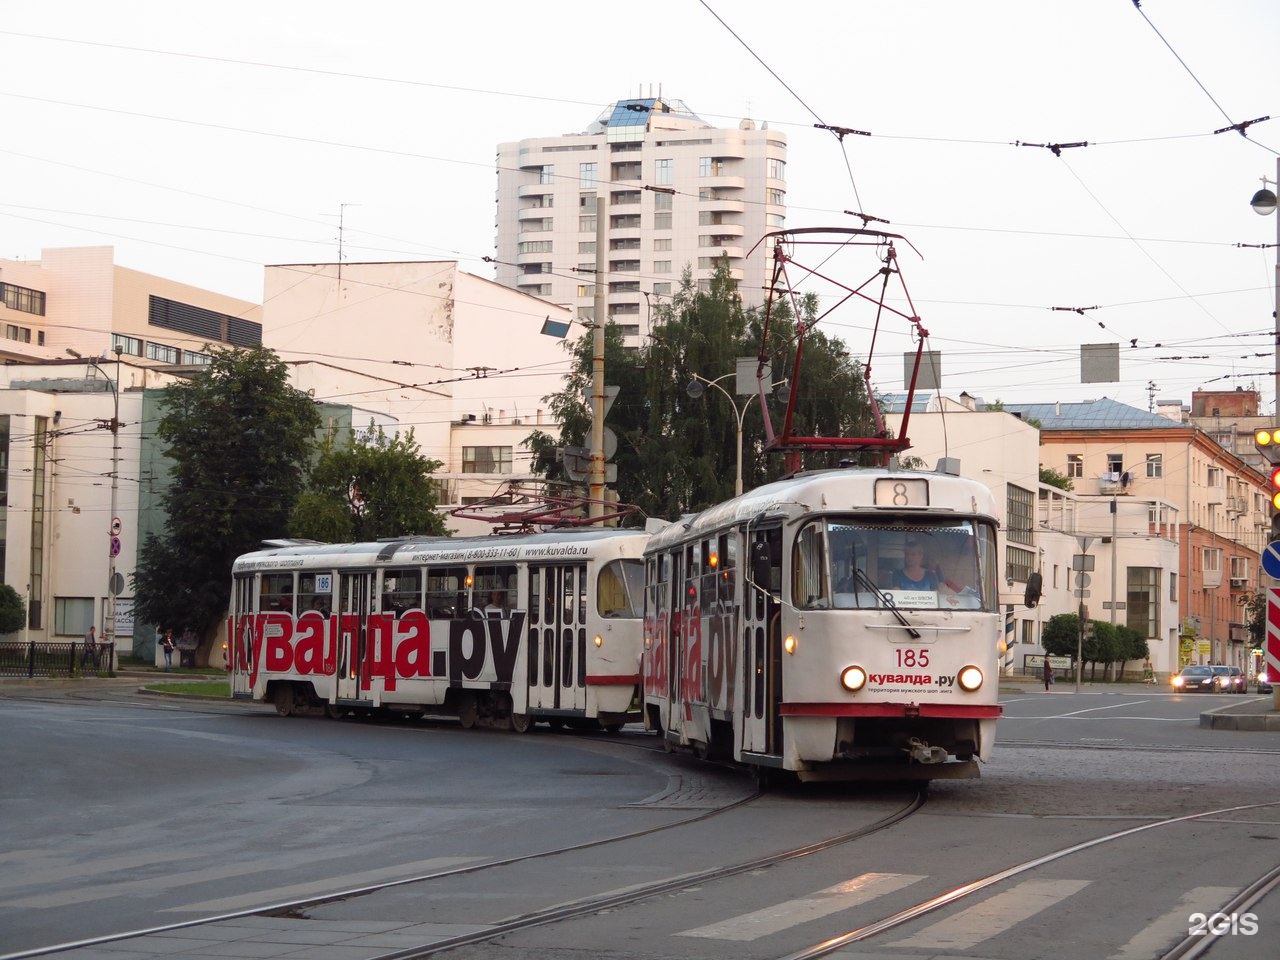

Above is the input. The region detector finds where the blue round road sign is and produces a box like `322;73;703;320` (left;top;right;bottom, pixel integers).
1262;541;1280;580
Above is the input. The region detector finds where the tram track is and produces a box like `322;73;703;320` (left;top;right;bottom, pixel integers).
766;798;1280;960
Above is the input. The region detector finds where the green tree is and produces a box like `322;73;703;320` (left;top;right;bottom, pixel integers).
132;346;321;664
1041;613;1081;660
0;584;25;635
289;424;447;542
529;260;876;519
1088;621;1121;680
1244;591;1266;645
1039;465;1073;491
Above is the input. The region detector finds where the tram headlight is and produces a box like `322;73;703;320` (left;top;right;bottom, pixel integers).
957;665;984;691
783;634;797;655
594;634;603;648
840;665;867;692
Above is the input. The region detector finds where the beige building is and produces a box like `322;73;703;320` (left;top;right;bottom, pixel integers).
1007;398;1266;670
494;95;787;344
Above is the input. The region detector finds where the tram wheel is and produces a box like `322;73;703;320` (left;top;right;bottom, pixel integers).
273;686;294;717
510;712;533;734
324;704;346;720
457;694;479;730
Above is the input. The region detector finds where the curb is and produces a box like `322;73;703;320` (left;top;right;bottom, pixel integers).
1198;699;1280;731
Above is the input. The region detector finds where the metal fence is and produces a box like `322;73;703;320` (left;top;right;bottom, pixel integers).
0;641;116;679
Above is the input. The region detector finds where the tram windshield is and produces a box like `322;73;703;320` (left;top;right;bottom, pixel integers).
794;517;998;612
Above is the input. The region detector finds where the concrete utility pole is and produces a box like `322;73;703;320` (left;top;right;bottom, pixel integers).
588;194;607;519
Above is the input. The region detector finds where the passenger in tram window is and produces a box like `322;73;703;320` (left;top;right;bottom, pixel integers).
483;589;507;618
310;595;330;617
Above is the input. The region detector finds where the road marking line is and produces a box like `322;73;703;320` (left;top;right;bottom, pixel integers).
887;878;1090;949
1109;886;1236;959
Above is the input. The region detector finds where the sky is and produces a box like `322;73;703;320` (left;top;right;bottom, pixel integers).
3;0;1280;416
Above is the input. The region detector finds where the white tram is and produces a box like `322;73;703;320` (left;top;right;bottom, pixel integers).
641;466;1003;781
229;529;648;730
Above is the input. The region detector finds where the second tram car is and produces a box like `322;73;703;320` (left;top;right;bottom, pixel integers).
229;528;648;730
642;466;1003;782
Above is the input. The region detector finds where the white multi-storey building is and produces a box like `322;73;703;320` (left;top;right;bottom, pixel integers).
495;95;787;344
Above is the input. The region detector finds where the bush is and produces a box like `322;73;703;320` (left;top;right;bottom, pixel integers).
0;584;25;635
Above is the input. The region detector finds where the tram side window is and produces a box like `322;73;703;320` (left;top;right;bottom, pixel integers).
298;573;332;616
262;574;296;614
382;569;423;617
793;523;829;609
717;532;736;602
426;567;467;618
475;565;517;614
598;559;643;618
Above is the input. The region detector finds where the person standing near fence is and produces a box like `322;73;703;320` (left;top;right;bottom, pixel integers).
1042;656;1054;692
82;626;98;673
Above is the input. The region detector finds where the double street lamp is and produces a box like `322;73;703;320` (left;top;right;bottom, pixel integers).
68;345;124;660
686;370;784;498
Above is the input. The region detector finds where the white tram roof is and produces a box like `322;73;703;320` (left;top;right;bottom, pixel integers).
232;528;651;574
646;468;998;552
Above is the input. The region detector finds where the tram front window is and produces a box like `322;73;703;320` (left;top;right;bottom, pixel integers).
598;559;644;618
796;519;997;612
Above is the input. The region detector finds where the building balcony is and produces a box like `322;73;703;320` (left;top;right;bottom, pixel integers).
699;196;746;214
517;207;554;222
700;245;745;261
517;183;554;199
1205;484;1225;505
700;175;746;191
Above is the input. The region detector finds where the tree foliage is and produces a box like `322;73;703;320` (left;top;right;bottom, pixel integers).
528;261;877;520
132;347;321;661
289;424;446;542
1039;465;1073;491
1041;613;1081;659
0;584;25;635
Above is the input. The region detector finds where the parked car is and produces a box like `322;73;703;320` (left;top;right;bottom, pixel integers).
1222;666;1247;694
1259;670;1274;694
1171;665;1218;692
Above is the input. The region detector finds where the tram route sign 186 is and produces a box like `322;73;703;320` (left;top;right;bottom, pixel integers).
1262;541;1280;580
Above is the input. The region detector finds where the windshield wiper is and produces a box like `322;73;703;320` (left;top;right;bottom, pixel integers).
854;567;921;640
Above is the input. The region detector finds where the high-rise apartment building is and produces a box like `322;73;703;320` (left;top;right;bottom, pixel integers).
495;96;787;344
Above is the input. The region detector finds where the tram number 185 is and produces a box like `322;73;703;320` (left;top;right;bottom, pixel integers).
894;648;930;668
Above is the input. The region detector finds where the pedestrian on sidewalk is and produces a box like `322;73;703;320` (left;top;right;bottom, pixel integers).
1042;656;1054;691
82;626;99;674
162;630;176;671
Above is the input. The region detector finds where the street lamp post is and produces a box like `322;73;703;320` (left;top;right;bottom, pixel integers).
1250;157;1280;709
686;372;760;498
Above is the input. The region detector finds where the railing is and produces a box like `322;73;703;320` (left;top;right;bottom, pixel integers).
0;641;115;678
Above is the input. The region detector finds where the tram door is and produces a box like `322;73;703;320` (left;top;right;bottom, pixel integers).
741;527;783;756
525;564;588;714
336;571;373;702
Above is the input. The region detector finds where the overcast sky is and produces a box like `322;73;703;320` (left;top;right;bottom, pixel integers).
4;1;1279;415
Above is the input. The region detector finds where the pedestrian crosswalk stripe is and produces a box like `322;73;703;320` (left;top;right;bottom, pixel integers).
886;878;1090;950
1108;886;1236;960
678;872;926;941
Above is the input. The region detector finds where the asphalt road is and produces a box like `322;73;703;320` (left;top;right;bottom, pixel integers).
1;682;1276;960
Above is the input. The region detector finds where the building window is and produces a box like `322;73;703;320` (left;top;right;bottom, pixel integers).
462;446;513;474
146;342;179;363
579;192;596;209
653;192;673;211
524;218;553;232
0;282;47;316
1006;546;1035;584
579;162;596;187
1170;571;1177;602
1020;620;1033;644
653;238;672;251
539;165;555;185
653;212;672;230
183;350;211;366
611;190;641;205
653;261;671;274
4;324;31;342
54;597;94;636
655;158;673;184
611;214;641;229
652;282;671;295
1107;453;1123;474
1007;484;1034;546
1146;453;1162;478
618;324;640;338
767;157;786;180
579;215;596;233
578;241;596;254
517;240;553;254
577;285;595;298
1126;567;1160;637
766;213;786;228
766;187;785;206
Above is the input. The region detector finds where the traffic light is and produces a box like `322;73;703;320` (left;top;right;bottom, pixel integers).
1255;430;1280;541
